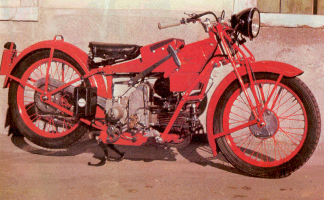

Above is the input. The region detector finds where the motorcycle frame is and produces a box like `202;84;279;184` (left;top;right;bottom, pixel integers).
0;21;304;156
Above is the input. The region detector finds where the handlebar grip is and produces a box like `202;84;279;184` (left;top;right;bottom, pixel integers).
158;21;181;29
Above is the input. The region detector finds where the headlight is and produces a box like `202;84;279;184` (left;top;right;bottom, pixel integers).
230;8;260;39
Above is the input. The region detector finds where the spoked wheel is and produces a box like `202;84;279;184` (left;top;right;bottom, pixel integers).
215;73;321;178
9;50;89;149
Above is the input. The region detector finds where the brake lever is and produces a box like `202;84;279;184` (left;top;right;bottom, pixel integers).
218;10;225;23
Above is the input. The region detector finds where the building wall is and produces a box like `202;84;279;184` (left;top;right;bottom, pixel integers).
0;0;235;49
0;0;235;21
39;0;232;11
0;0;235;132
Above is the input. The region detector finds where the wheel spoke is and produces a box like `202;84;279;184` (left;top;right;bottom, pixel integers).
238;94;251;110
234;133;252;147
279;127;301;145
25;102;35;112
273;90;288;113
262;140;269;162
242;135;254;154
232;132;250;139
275;137;292;155
250;140;262;158
229;118;248;125
279;110;303;122
34;115;42;128
233;104;251;114
263;74;283;110
273;137;283;160
51;62;60;80
230;112;249;120
270;87;283;110
35;66;45;78
29;112;38;121
280;127;304;135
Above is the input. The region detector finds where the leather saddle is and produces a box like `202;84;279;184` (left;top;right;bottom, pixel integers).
89;42;142;61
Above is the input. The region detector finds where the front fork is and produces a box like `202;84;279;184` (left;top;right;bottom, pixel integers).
219;32;266;128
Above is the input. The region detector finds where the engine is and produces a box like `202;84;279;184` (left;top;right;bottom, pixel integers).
106;83;150;128
104;77;203;143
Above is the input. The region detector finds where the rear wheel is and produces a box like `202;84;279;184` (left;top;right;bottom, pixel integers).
215;73;321;178
9;50;89;149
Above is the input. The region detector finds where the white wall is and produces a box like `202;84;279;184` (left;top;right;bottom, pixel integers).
0;0;38;21
39;0;232;12
233;0;256;13
0;0;235;21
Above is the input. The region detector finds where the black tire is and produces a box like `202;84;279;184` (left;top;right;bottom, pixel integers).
214;73;321;178
9;50;89;149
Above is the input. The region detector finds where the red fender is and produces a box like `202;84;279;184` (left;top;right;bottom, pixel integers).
5;39;107;98
206;61;304;156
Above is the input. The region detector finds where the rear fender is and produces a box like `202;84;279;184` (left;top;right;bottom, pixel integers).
206;61;304;156
3;39;107;98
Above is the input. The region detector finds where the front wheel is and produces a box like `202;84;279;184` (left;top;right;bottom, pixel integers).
9;50;89;149
214;73;321;178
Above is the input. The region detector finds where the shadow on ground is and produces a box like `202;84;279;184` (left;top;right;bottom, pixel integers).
8;126;246;176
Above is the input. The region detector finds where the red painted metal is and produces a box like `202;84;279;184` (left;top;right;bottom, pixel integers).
140;38;185;62
115;133;148;146
0;43;17;86
0;17;305;154
169;73;199;91
45;47;55;94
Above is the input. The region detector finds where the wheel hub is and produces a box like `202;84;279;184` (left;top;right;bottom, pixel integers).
249;110;279;139
34;85;61;113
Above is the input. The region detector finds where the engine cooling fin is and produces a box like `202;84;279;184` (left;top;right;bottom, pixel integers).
157;112;190;128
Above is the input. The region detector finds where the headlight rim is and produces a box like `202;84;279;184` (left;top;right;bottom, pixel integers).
247;7;260;39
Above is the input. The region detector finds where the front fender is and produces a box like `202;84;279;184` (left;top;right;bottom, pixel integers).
206;60;303;156
3;39;107;97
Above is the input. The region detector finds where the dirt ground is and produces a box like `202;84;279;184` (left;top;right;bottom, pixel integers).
1;132;324;200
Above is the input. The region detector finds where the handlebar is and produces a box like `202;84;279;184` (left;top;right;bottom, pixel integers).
158;11;219;30
158;18;197;30
158;21;182;30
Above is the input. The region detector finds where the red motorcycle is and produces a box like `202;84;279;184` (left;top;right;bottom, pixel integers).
0;8;320;178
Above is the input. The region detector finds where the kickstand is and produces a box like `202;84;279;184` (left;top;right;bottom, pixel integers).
88;140;125;166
